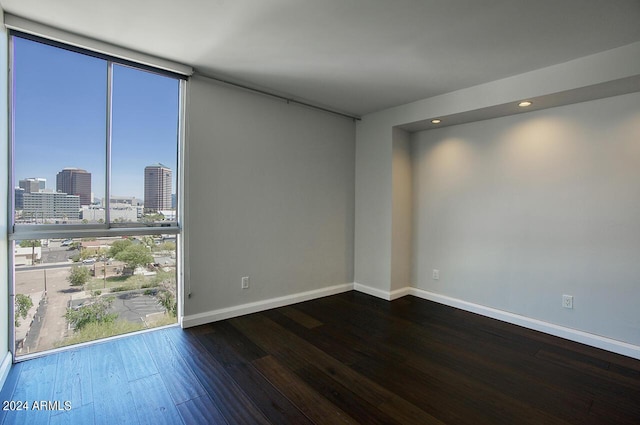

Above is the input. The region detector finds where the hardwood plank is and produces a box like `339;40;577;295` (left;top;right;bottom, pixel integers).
52;347;93;412
588;398;640;425
3;292;639;425
358;312;592;422
163;327;271;425
274;294;626;424
367;295;640;424
49;402;95;425
266;307;405;366
252;355;359;425
401;341;592;424
176;395;228;425
350;296;602;423
142;330;207;405
0;361;24;425
294;362;403;425
116;335;158;382
354;354;570;425
231;313;446;425
0;405;50;425
188;320;267;363
536;347;640;390
87;342;139;425
5;353;58;425
279;306;323;329
189;326;315;425
129;373;184;425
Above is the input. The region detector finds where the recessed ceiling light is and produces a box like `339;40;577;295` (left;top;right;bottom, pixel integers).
431;119;441;124
518;101;532;107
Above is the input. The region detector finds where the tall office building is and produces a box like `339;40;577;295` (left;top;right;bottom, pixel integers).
144;163;172;213
56;168;92;205
19;177;46;193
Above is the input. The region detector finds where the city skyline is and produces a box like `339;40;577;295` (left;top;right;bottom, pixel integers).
15;163;176;207
13;36;180;201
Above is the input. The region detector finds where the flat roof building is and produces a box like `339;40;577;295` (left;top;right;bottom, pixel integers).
19;177;46;193
23;192;81;221
56;168;91;206
144;164;172;213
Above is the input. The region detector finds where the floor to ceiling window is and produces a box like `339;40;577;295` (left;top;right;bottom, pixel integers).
9;33;185;358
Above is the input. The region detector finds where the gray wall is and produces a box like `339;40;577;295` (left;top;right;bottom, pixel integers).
355;41;640;298
184;76;355;316
354;118;393;291
411;92;640;345
391;128;412;291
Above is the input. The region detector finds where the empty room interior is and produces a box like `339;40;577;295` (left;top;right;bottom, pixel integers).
0;1;639;424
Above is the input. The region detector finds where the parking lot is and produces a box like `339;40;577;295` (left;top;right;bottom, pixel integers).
70;289;167;324
16;264;174;354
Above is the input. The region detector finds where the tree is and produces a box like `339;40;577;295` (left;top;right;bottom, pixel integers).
97;247;109;260
68;265;91;286
115;244;153;270
65;297;117;331
158;291;176;317
79;246;101;260
141;235;155;249
155;241;175;252
19;239;41;265
108;239;133;258
142;213;164;223
15;294;33;327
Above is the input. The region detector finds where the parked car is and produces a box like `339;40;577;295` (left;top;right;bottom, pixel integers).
82;258;96;265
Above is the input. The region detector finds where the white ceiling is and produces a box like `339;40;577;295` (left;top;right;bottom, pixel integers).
2;0;640;116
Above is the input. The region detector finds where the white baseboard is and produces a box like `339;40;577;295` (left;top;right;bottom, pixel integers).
0;351;12;390
181;283;354;328
179;280;639;360
353;283;391;300
353;283;640;360
353;282;410;301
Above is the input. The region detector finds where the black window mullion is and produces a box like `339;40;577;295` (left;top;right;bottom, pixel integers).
9;30;187;81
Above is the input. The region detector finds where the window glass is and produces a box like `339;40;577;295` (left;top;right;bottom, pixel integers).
13;38;107;224
110;64;179;224
10;34;182;357
14;236;177;354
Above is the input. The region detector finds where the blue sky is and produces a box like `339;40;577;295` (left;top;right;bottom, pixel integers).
13;36;179;201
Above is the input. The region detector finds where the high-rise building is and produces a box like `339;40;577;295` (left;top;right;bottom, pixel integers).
144;164;172;213
56;168;91;205
19;177;46;193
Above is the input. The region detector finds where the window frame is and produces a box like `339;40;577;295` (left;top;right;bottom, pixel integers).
7;31;187;359
9;31;186;235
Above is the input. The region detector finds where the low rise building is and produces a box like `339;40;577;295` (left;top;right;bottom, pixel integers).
23;192;81;221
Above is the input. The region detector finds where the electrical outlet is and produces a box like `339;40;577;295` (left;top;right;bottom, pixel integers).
432;269;440;280
562;294;573;309
241;276;250;289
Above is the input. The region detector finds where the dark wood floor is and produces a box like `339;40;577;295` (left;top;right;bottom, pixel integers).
1;292;639;424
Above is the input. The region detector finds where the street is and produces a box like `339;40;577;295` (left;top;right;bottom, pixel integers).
15;266;74;354
14;263;173;354
13;238;176;355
